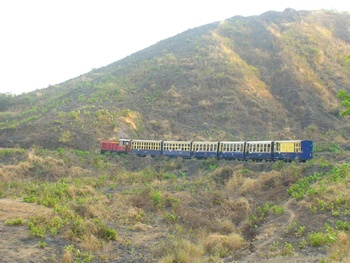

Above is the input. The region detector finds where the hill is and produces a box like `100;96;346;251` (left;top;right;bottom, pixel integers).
1;8;350;263
1;9;350;150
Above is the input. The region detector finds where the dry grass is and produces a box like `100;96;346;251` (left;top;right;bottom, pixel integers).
225;170;285;200
129;222;153;232
198;100;213;108
210;218;237;234
60;249;73;263
81;234;103;251
328;232;350;262
202;232;248;257
158;239;204;263
238;177;258;196
0;151;89;182
154;227;205;263
220;197;252;225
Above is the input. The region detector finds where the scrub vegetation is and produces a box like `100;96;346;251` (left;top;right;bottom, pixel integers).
1;145;350;262
1;9;350;263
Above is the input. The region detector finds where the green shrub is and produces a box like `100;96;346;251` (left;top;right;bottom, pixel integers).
281;242;294;256
336;220;350;231
5;217;24;226
308;231;336;247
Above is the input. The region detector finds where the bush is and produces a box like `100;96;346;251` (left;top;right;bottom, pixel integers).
5;217;24;226
308;231;336;247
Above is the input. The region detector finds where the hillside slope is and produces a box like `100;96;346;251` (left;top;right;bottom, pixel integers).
1;147;350;262
1;9;350;150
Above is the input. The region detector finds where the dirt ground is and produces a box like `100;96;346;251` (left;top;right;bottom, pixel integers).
0;197;326;263
0;198;57;263
237;199;325;263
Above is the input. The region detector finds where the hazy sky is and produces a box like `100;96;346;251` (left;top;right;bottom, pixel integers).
1;1;349;94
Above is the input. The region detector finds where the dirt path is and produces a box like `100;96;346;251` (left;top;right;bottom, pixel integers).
239;199;321;263
253;199;296;252
0;198;55;263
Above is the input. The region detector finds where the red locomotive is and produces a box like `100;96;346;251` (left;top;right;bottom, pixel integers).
100;139;131;154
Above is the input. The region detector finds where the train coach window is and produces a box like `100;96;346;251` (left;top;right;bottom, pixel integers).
275;143;280;152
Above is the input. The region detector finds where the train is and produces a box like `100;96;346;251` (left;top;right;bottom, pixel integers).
100;139;313;162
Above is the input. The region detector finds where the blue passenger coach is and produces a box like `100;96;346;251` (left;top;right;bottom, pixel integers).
218;141;245;160
273;140;313;162
245;141;273;161
163;141;191;158
191;141;219;159
130;140;163;157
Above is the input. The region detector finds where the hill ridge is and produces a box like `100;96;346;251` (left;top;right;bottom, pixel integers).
0;9;350;150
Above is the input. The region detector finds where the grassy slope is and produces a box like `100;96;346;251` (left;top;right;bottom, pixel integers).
1;10;350;150
1;143;350;262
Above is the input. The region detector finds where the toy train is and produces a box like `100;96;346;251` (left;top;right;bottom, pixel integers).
100;139;313;162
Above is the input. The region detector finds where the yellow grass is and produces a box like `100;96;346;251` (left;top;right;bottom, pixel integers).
203;232;247;256
328;232;350;262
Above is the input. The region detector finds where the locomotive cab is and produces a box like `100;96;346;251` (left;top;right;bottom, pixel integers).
100;139;131;154
119;139;131;151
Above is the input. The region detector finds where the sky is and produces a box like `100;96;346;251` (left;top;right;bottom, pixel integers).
0;1;349;95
